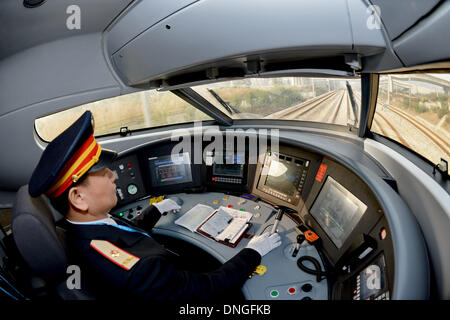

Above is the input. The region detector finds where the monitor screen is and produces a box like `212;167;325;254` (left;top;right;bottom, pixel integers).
212;154;244;178
310;176;367;249
148;152;192;187
263;157;303;196
359;254;388;300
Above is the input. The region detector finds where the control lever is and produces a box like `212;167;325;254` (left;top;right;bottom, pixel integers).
270;206;297;235
292;234;305;258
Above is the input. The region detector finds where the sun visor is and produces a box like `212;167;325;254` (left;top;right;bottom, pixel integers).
107;0;387;87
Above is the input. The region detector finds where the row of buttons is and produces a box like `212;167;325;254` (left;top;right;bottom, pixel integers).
117;163;136;179
212;177;242;184
270;284;313;298
375;291;389;300
296;170;307;193
264;188;289;202
118;205;142;220
118;163;132;170
353;291;390;300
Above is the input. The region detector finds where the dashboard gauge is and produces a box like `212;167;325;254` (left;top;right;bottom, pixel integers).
127;184;138;195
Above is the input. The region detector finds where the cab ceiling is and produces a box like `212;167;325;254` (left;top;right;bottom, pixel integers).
104;0;449;87
0;0;448;99
0;0;134;60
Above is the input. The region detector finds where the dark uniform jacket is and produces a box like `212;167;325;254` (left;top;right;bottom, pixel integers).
65;206;261;301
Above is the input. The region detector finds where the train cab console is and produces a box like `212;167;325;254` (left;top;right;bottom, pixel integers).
108;132;415;300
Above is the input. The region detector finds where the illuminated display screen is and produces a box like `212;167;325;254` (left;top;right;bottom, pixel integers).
212;154;244;178
310;176;367;249
264;157;303;196
148;153;192;187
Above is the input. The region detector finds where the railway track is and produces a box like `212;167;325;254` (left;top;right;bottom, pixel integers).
374;110;412;149
330;90;346;124
299;90;345;123
375;105;450;157
266;90;338;120
387;104;450;152
354;92;450;158
266;89;351;126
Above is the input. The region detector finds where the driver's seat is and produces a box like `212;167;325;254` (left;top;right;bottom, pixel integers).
11;185;96;299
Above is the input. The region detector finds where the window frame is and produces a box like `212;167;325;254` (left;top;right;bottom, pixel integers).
369;131;449;191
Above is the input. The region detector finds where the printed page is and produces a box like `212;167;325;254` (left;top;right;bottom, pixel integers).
220;206;253;222
230;223;249;244
216;217;248;243
174;204;216;232
199;207;233;238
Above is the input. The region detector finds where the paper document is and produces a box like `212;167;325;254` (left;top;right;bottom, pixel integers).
174;204;216;232
220;206;253;222
202;206;253;243
175;204;254;245
199;207;233;238
215;217;248;243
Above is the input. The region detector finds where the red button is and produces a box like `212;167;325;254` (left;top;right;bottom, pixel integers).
288;287;296;294
127;162;132;167
228;205;232;208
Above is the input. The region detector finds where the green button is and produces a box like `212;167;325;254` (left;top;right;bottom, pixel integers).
240;208;244;211
270;290;279;298
119;212;124;217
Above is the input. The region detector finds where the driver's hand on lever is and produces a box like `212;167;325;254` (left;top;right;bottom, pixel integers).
246;232;282;257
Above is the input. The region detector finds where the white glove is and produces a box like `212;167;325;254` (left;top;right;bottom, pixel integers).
152;199;181;213
246;232;281;257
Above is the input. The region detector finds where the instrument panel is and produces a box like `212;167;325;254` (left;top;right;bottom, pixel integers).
110;136;395;300
252;146;322;212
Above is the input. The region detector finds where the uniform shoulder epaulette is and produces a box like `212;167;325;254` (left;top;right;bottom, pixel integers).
90;240;140;271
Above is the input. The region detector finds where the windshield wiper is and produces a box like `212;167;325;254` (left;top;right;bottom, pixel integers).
207;89;240;115
171;88;233;126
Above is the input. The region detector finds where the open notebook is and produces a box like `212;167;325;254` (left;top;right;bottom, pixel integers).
175;204;253;246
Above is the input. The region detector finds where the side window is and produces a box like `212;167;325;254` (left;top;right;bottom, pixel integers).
35;90;212;142
372;73;449;165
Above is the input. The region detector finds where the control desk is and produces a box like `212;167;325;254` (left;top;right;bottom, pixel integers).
111;193;328;300
108;135;396;300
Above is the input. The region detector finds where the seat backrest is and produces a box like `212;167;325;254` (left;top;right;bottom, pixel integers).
11;185;99;300
11;185;68;283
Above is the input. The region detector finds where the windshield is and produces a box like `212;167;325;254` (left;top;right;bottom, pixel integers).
373;73;449;165
192;76;361;127
35;90;213;142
